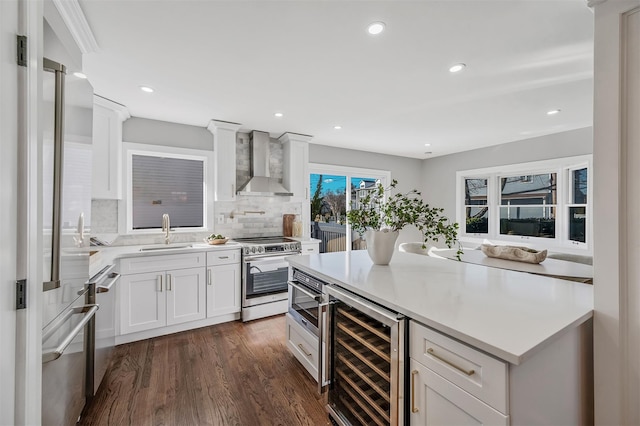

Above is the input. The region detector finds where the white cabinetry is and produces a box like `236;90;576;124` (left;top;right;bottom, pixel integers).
300;240;320;254
208;120;241;201
92;95;129;199
410;320;593;425
410;322;508;425
280;132;313;238
206;249;241;317
119;253;206;335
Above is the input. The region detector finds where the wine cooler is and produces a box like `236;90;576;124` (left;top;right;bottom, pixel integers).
324;285;407;426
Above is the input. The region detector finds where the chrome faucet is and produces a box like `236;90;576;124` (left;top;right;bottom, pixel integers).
162;213;171;245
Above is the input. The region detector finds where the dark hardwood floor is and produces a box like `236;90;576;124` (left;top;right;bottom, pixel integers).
80;315;330;426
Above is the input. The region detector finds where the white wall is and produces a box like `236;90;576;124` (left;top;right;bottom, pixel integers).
420;127;593;218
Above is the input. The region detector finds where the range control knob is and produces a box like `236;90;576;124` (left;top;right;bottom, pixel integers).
258;246;264;253
251;247;257;254
244;247;249;255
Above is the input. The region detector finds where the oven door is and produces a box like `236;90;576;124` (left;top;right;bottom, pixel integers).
288;280;322;337
243;254;291;307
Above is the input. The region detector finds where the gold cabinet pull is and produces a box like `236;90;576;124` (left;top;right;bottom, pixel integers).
427;348;475;376
298;343;312;357
411;369;419;413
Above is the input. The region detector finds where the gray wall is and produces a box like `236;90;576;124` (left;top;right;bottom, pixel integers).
420;127;593;219
309;144;423;193
123;117;213;150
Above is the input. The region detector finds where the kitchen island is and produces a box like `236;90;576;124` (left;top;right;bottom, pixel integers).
287;250;594;425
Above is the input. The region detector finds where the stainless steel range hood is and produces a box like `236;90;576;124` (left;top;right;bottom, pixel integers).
236;130;293;196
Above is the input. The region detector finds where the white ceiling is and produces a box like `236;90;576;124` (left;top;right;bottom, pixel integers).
79;0;594;159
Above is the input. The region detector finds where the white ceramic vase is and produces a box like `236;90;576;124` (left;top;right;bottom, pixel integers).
365;229;399;265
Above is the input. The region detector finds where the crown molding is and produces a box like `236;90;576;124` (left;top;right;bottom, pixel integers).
93;95;130;121
52;0;99;54
278;132;314;144
207;120;242;135
586;0;608;8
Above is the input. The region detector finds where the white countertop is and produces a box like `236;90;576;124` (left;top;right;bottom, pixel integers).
286;250;594;365
92;241;242;268
435;248;593;283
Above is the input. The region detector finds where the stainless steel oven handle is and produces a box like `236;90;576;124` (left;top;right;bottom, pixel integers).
97;272;120;294
243;252;299;262
318;301;330;394
42;304;99;364
288;281;321;301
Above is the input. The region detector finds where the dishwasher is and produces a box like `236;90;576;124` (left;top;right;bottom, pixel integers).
321;285;408;426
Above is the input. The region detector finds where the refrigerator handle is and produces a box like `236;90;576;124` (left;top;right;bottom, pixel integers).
43;57;67;292
42;304;98;364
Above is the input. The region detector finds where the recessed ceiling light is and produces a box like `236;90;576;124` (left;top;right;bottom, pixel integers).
274;112;284;118
449;63;466;73
334;125;342;130
367;22;386;35
547;109;561;115
73;72;87;79
139;86;154;93
424;143;431;147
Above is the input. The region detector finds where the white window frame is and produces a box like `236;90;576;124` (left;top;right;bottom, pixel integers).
119;142;215;234
456;155;593;254
309;163;390;253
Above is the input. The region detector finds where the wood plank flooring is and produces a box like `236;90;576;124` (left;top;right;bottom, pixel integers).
80;315;330;426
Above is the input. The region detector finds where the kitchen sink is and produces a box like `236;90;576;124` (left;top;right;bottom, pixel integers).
139;244;193;252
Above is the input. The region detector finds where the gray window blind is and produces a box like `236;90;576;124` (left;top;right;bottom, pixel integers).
132;154;204;229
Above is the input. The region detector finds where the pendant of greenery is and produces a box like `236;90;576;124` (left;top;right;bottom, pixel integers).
346;179;463;258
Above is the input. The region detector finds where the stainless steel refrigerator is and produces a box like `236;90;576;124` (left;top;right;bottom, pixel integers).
40;21;98;425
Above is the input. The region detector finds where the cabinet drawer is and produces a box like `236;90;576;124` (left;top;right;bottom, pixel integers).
286;313;318;380
410;321;508;414
300;243;319;254
206;249;240;266
119;252;206;275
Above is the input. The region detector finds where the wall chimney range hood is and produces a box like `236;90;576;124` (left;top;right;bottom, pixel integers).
236;130;293;196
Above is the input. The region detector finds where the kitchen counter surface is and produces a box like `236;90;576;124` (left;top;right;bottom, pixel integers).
286;250;593;365
93;241;242;267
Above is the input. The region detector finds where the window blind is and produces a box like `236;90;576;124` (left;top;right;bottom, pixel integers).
131;154;204;229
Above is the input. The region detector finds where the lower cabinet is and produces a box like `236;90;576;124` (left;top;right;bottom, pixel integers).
120;267;206;334
206;250;241;317
409;359;508;425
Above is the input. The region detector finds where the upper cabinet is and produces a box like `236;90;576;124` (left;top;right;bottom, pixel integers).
208;120;242;201
279;132;312;201
92;96;130;199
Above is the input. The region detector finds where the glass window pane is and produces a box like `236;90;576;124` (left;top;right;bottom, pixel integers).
464;178;487;205
499;206;555;238
132;154;204;229
569;207;586;243
350;177;380;251
572;168;588;204
500;173;557;205
465;207;488;234
310;173;348;252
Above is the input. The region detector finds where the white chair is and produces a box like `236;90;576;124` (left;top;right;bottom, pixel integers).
398;242;430;256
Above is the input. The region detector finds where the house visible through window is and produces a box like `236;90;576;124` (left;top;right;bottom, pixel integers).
456;156;592;252
309;164;389;254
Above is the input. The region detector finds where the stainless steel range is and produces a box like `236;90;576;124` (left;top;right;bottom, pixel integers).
234;236;301;322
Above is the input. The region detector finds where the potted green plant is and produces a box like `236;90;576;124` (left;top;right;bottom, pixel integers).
346;179;461;264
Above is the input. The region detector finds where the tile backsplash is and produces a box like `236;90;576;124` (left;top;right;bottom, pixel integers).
90;132;301;247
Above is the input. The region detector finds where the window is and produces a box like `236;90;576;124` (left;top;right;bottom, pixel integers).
456;155;592;252
122;143;214;233
309;164;390;253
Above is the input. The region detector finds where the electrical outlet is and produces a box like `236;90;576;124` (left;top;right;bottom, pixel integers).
217;214;224;224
